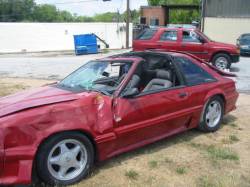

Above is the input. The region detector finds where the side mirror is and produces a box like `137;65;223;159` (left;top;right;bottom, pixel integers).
122;88;139;98
199;37;206;44
102;71;110;77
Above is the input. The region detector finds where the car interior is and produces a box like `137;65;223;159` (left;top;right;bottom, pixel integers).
91;62;132;94
121;53;181;95
90;53;182;96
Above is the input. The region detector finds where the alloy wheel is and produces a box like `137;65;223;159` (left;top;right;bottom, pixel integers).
47;139;88;181
205;100;222;128
215;57;228;70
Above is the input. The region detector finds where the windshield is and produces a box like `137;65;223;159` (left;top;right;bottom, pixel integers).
136;29;158;40
59;60;132;94
196;30;211;41
240;35;250;45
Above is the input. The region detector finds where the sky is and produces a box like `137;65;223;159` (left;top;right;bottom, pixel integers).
35;0;148;16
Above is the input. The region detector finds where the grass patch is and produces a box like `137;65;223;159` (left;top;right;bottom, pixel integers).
189;142;205;149
229;134;240;142
164;157;173;163
228;123;238;128
148;160;158;169
102;48;110;54
222;134;240;144
189;142;239;163
125;170;139;180
0;83;27;97
197;176;220;187
176;167;187;175
206;145;239;161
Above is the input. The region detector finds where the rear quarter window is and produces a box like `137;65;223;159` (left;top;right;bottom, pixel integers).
136;29;157;40
175;57;216;86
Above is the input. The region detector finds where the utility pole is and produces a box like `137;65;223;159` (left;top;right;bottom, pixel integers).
126;0;130;49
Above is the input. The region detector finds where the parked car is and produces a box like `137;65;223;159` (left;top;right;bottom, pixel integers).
133;28;240;70
237;33;250;56
0;51;238;186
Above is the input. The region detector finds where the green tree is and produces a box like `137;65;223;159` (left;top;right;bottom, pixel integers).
0;0;35;22
32;4;59;22
147;0;200;24
148;0;200;5
0;0;140;23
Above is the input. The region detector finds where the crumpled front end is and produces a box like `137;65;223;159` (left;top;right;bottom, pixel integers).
0;120;34;185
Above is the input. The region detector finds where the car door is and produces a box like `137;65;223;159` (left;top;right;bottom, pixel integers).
156;29;181;51
112;62;195;151
180;30;209;60
174;56;219;126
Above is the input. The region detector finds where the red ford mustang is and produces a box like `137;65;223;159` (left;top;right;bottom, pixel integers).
0;51;238;186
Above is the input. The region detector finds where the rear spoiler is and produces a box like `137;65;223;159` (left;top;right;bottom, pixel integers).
203;62;237;77
146;49;237;77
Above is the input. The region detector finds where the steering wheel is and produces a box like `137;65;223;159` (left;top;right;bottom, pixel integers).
109;79;121;86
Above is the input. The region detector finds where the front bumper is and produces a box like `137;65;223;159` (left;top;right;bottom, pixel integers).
231;54;240;63
0;147;34;185
240;49;250;55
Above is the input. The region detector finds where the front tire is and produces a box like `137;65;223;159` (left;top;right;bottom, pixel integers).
212;53;232;70
36;132;94;186
198;96;224;132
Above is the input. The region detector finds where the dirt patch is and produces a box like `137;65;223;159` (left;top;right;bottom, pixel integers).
0;78;55;97
0;78;250;187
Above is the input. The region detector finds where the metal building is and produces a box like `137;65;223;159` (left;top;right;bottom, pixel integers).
202;0;250;44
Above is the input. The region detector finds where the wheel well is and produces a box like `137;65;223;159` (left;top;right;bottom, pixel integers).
214;94;226;114
32;130;98;182
210;51;231;62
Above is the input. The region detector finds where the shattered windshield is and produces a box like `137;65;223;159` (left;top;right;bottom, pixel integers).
59;60;131;94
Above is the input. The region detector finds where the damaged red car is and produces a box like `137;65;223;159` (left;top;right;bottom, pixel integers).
0;51;238;186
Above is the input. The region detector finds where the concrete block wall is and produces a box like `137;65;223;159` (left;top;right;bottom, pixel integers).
0;22;133;53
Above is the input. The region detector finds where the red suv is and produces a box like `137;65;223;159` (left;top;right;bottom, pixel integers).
133;27;240;70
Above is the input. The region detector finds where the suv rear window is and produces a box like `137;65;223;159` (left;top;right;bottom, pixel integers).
136;29;157;40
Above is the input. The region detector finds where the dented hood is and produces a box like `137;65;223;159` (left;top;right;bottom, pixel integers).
0;86;80;118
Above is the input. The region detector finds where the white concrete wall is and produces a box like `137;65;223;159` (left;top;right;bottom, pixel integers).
204;17;250;45
0;22;133;53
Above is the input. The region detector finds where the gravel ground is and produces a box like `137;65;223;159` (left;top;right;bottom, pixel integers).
0;52;249;92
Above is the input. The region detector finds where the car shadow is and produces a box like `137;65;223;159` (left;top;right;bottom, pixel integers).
240;54;250;58
91;114;237;177
23;115;237;187
230;66;240;73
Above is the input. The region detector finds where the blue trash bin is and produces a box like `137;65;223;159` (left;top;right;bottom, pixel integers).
73;34;98;55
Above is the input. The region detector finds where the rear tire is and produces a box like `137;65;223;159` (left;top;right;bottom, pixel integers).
212;53;232;70
36;132;94;186
198;96;224;132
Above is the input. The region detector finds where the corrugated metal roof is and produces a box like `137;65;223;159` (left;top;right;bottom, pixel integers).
204;0;250;18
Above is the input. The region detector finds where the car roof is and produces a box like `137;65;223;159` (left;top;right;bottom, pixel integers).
107;51;189;61
153;27;197;31
240;33;250;38
97;56;144;63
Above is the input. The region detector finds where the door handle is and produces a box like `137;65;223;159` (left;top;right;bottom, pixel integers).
179;92;188;98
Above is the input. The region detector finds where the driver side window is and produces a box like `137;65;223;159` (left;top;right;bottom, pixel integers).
182;30;201;43
122;57;182;97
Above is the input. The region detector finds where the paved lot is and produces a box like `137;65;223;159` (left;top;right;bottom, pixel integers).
231;57;250;93
0;52;249;92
